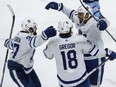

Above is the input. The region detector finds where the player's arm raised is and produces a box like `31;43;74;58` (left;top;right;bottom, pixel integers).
29;26;57;48
45;2;77;23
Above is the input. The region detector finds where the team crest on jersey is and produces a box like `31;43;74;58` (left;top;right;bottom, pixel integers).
26;36;32;41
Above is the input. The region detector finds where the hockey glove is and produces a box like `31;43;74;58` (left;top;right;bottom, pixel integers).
4;39;14;50
78;29;82;35
42;26;57;40
45;2;63;11
98;19;107;31
105;48;116;60
4;39;10;47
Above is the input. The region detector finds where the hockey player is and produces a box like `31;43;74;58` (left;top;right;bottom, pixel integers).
44;2;109;87
43;20;116;87
4;18;56;87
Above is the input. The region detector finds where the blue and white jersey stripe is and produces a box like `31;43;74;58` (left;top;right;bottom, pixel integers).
4;39;14;50
29;36;37;48
89;45;99;56
43;45;54;59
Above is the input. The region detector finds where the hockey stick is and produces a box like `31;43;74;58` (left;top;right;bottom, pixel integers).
75;57;110;85
87;57;110;76
79;0;116;42
0;4;15;87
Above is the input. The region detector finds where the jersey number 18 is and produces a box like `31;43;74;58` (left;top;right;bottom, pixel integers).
61;50;78;70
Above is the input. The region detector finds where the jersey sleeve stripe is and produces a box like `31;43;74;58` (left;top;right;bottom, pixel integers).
32;36;36;47
9;41;14;49
41;31;48;40
11;41;14;48
43;50;53;59
29;37;33;48
4;39;14;49
4;39;10;47
93;49;99;56
89;45;100;56
8;42;11;49
43;45;53;59
89;45;96;53
69;10;75;19
84;54;91;57
29;36;36;48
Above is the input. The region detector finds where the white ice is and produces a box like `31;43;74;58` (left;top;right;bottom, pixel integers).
0;0;116;87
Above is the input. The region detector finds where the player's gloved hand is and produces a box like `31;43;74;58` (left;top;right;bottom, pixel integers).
4;39;13;50
4;39;10;47
105;48;116;60
98;19;107;31
42;26;57;40
45;2;63;11
78;29;82;35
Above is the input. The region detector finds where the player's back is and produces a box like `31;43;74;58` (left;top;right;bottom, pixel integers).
9;31;35;68
49;34;88;86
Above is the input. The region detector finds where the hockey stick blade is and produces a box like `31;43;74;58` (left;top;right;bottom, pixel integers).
7;4;15;17
79;0;116;42
7;4;15;39
0;4;15;87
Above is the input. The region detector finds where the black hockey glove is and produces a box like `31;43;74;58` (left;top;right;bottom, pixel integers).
105;48;116;60
45;2;63;11
42;26;57;40
98;19;107;31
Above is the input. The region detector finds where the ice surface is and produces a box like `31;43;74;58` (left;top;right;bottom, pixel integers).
0;0;116;87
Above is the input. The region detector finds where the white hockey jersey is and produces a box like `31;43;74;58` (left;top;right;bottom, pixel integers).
61;6;109;60
4;31;46;73
43;34;106;86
